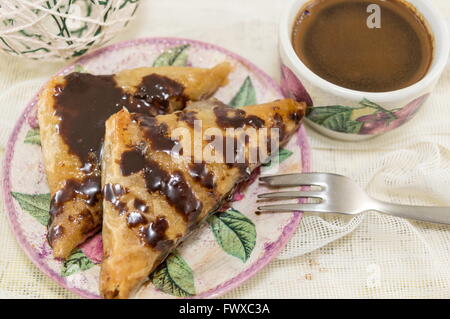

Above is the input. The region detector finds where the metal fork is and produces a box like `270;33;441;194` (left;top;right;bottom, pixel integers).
258;173;450;225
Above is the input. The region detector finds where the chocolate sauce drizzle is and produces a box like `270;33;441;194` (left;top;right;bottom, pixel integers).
48;175;101;238
130;74;187;116
289;110;303;125
213;106;265;129
54;72;186;164
133;198;148;212
47;175;101;245
139;217;173;250
103;183;127;215
103;182;172;250
226;136;252;178
176;110;198;127
132;114;180;154
127;212;148;228
272;113;286;141
120;149;147;176
189;163;215;189
54;74;117;165
49;71;187;232
120;148;203;224
48;225;64;244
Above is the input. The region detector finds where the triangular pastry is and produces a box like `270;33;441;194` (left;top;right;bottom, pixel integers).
100;98;306;298
38;63;231;259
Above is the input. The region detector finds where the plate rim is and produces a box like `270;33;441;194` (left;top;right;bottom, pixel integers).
2;36;312;299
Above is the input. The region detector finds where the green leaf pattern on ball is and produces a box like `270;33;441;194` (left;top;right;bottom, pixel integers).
151;251;196;297
0;0;140;59
119;0;140;10
208;208;256;262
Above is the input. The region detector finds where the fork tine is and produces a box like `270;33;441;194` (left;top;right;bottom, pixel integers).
258;203;329;213
257;191;323;199
259;173;326;187
257;203;327;212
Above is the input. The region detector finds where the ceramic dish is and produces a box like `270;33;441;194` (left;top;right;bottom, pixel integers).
2;37;311;298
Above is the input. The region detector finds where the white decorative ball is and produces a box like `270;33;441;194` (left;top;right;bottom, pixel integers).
0;0;140;60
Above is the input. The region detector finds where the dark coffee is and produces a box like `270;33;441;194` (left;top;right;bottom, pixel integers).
291;0;433;92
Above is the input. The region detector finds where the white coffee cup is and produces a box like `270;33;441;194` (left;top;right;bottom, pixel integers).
279;0;450;141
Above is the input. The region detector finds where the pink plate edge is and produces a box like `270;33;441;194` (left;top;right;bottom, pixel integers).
1;37;312;299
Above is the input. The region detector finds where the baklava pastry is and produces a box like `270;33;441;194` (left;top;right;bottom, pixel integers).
38;63;231;259
100;98;306;298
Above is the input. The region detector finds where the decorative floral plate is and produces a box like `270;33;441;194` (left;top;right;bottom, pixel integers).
2;37;311;299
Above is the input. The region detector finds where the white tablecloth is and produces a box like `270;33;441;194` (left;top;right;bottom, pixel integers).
1;0;450;299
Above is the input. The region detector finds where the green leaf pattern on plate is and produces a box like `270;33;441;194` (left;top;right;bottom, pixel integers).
153;44;190;67
229;76;257;107
73;64;87;73
262;148;293;168
151;251;196;297
11;192;50;226
11;191;96;276
9;42;308;294
24;128;41;146
208;208;256;262
61;249;95;277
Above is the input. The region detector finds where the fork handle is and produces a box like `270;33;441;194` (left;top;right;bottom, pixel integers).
372;200;450;225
